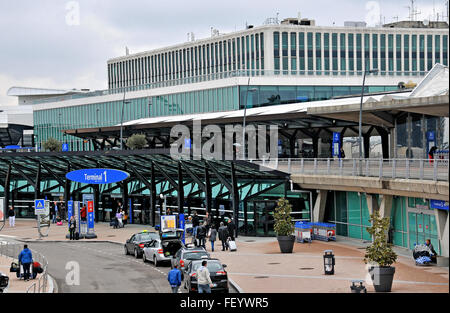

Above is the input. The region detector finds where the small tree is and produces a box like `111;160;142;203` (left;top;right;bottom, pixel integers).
273;197;295;236
364;210;397;267
42;137;62;152
126;133;147;150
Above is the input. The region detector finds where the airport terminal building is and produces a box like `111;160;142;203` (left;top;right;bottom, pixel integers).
1;17;449;257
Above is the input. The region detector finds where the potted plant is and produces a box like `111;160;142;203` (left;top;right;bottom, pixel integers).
364;210;397;292
274;197;295;253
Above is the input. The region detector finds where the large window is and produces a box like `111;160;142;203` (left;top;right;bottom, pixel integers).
282;32;289;74
372;34;378;71
403;34;409;75
435;35;441;64
411;35;417;75
380;34;386;75
324;33;330;75
316;32;322;75
356;34;362;73
290;32;297;73
444;35;448;66
299;32;305;74
388;34;394;74
348;33;354;75
307;32;313;74
427;35;433;70
274;32;280;73
396;34;402;74
332;33;338;75
340;33;346;75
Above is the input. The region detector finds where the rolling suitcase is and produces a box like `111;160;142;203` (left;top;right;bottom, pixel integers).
75;232;80;240
227;237;237;251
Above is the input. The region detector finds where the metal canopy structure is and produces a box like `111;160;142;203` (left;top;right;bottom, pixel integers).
0;149;288;233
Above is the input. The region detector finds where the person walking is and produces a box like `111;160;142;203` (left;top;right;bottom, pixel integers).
218;222;229;251
116;210;123;228
196;260;214;293
226;217;235;241
192;211;200;241
167;264;182;293
18;244;33;281
429;146;438;164
8;206;15;227
68;215;77;240
196;222;207;248
50;202;56;224
120;209;127;227
208;226;217;252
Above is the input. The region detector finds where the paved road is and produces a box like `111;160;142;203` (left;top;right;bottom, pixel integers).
16;241;237;293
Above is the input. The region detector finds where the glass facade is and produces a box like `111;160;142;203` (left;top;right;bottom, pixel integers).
34;86;238;151
327;192;441;254
239;85;397;109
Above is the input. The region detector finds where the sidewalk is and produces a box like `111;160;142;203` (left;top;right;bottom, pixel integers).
0;255;49;293
1;219;448;293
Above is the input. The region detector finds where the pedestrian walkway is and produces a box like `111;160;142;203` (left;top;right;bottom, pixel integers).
0;255;48;293
1;220;448;293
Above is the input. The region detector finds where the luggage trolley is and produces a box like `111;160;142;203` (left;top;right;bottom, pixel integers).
295;222;312;243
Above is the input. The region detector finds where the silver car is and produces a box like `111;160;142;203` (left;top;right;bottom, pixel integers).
142;239;172;267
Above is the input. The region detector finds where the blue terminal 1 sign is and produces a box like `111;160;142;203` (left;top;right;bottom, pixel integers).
66;169;129;184
430;200;449;211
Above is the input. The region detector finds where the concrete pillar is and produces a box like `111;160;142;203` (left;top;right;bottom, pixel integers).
379;195;393;219
365;194;379;216
313;190;328;223
434;209;449;258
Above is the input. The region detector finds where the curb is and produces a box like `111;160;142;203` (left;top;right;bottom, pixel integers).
228;278;244;293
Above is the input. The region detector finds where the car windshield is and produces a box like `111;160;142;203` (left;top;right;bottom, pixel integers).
137;233;158;241
192;262;223;273
184;252;208;260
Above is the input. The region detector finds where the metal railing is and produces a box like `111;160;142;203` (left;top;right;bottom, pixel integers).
32;69;427;105
250;158;449;182
0;242;49;293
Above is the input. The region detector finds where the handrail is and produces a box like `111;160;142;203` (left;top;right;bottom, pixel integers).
0;242;49;293
251;158;449;182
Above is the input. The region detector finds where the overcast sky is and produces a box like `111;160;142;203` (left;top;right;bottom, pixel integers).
0;0;447;106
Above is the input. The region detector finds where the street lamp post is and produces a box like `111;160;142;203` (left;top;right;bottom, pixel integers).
242;79;258;160
120;91;131;151
359;68;378;174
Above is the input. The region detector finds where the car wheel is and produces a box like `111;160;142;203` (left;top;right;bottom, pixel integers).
124;246;129;255
134;248;140;259
153;256;159;267
142;253;147;263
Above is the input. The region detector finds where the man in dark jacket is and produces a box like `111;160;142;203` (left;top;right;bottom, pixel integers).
196;222;207;248
192;211;200;240
226;218;235;241
218;222;229;251
18;244;33;281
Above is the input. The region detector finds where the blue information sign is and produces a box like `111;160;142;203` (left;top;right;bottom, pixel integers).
332;132;341;157
179;213;185;244
128;198;133;224
34;199;45;214
66;169;129;184
62;143;69;152
430;200;449;211
67;200;73;221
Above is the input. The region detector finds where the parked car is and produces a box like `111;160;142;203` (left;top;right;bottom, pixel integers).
124;230;159;258
171;246;210;272
159;228;185;258
142;239;172;267
183;258;229;293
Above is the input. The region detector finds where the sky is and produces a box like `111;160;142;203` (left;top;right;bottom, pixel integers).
0;0;447;106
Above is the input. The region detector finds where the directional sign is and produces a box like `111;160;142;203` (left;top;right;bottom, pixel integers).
66;169;129;185
430;199;449;211
62;143;69;152
34;199;46;215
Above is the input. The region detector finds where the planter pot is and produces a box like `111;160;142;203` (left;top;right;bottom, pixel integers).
277;235;295;253
369;266;395;292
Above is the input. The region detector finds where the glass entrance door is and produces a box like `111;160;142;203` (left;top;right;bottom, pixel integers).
408;212;440;254
253;201;276;237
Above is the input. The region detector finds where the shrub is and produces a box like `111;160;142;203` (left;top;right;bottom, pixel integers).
42;137;62;152
364;210;397;267
273;198;295;236
126;133;147;150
